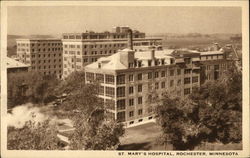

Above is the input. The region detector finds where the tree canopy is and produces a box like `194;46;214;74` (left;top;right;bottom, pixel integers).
8;71;59;108
8;120;63;150
156;64;242;150
56;71;125;150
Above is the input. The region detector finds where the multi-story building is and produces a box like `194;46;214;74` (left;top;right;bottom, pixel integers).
62;26;162;78
7;57;30;74
16;39;63;78
84;46;231;127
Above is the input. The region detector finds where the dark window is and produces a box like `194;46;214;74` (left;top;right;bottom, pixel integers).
161;82;165;88
129;99;134;106
138;84;142;92
192;76;199;83
105;75;114;84
154;72;159;78
170;70;175;76
117;112;125;122
138;97;142;104
129;86;134;94
137;73;142;80
117;75;125;85
184;88;191;95
161;71;165;77
184;77;191;84
129;74;134;82
117;100;126;110
148;72;152;79
117;87;125;97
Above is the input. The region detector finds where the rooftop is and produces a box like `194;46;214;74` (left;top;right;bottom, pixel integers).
7;57;30;69
16;38;61;41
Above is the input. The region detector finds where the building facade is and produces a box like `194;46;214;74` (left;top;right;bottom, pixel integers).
84;47;231;127
62;27;162;78
16;39;63;78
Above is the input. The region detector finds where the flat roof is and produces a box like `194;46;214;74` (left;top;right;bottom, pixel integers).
16;38;61;41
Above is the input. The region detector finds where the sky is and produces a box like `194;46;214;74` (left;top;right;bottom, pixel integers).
7;6;242;36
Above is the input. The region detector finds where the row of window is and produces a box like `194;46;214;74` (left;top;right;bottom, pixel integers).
31;59;61;64
17;43;62;47
64;49;117;55
18;48;62;52
117;98;143;110
64;43;126;49
31;53;61;58
31;65;62;70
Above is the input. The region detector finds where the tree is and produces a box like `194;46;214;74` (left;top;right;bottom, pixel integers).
8;120;63;150
8;71;60;108
156;64;242;150
56;71;125;150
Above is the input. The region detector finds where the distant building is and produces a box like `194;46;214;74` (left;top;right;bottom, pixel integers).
62;26;162;78
84;47;231;127
16;39;63;78
7;57;30;73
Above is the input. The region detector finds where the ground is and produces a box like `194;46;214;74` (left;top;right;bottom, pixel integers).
118;122;169;150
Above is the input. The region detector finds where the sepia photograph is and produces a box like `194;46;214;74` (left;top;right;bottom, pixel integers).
0;1;249;158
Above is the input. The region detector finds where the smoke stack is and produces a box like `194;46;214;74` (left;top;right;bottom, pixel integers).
128;29;133;50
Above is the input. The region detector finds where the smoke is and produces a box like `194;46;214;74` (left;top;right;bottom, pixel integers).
7;103;49;128
6;103;73;129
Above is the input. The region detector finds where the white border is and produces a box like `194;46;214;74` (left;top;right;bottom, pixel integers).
1;1;249;158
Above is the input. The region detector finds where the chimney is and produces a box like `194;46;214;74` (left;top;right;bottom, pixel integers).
128;29;133;50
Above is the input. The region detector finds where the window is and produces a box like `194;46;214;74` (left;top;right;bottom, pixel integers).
177;79;182;86
177;69;181;75
138;84;142;92
86;72;94;82
96;73;104;83
117;112;125;122
170;80;174;87
117;100;125;110
98;86;104;95
161;82;165;88
129;111;134;117
184;77;191;84
161;71;165;77
154;72;159;78
105;87;115;97
117;87;125;97
214;64;219;70
105;75;114;84
148;60;152;66
170;70;175;76
138;97;142;104
148;72;153;79
138;109;143;115
137;73;142;80
138;61;142;67
117;75;125;85
184;58;191;64
76;58;81;62
155;82;159;89
184;88;191;95
192;76;199;83
129;99;134;106
129;74;134;82
129;86;134;94
184;69;191;74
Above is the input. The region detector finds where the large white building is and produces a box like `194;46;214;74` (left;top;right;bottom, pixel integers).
84;46;231;127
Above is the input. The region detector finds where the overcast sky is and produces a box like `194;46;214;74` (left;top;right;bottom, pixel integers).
8;6;242;35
